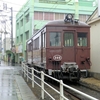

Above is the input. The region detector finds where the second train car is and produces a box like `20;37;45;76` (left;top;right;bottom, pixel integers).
26;14;91;81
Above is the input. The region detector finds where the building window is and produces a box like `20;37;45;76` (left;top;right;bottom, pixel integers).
55;13;64;20
44;12;54;20
50;32;61;46
64;32;74;46
79;14;90;22
25;31;29;40
39;0;66;3
77;33;87;46
17;36;19;43
20;34;23;42
20;19;23;26
25;14;29;23
17;23;19;29
34;11;43;20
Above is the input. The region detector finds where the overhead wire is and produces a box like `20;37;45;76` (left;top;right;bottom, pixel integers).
35;0;72;30
0;0;26;6
34;3;58;30
0;0;72;19
0;0;72;34
0;0;64;20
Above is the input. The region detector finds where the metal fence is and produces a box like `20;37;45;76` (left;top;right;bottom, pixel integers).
21;62;98;100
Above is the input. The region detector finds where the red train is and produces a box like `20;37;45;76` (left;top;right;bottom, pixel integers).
26;14;91;81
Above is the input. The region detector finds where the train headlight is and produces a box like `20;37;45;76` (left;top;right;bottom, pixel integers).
67;14;73;20
65;14;73;22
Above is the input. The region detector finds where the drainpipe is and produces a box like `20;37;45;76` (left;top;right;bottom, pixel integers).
74;0;79;20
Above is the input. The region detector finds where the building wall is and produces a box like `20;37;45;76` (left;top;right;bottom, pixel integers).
2;38;15;62
89;21;100;73
16;0;96;62
6;38;11;50
16;0;34;63
86;7;100;79
0;34;2;53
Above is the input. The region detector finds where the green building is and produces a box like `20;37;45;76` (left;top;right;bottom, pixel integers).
15;0;96;63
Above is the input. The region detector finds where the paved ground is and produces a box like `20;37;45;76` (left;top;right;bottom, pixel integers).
0;61;38;100
1;60;99;100
80;77;100;92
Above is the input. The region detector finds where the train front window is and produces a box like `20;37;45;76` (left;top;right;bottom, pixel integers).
64;32;74;46
77;33;87;46
50;32;61;46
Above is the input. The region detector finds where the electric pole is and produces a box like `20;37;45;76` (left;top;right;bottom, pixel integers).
4;21;6;52
11;7;13;49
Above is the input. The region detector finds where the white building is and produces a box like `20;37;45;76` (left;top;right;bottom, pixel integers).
2;37;15;61
86;8;100;79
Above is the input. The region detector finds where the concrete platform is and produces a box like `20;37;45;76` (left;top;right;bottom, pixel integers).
80;77;100;92
0;61;38;100
15;75;38;100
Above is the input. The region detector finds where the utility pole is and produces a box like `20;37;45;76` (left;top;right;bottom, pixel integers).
0;31;2;53
4;21;6;52
10;7;13;49
74;0;79;20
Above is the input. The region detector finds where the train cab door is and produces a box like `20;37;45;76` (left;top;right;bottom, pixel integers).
63;31;75;62
76;32;90;69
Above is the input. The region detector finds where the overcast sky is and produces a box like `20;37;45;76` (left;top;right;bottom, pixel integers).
4;0;28;16
4;0;27;9
0;0;28;38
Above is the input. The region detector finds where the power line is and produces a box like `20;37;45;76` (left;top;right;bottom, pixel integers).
34;3;58;28
0;0;73;14
35;0;72;30
0;0;72;7
0;0;25;6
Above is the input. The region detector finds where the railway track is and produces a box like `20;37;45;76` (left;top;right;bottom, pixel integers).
22;70;99;100
47;80;100;100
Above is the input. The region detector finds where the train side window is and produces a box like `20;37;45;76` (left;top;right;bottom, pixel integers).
64;32;74;46
27;44;29;51
50;32;61;46
33;37;39;50
27;43;31;51
43;33;46;48
33;40;35;50
77;33;87;46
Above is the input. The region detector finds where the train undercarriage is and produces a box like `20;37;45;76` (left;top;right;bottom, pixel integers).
27;62;81;82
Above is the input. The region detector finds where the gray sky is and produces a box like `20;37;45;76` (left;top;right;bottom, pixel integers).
4;0;28;17
3;0;27;9
0;0;28;38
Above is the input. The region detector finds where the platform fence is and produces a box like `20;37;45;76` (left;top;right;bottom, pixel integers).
21;62;98;100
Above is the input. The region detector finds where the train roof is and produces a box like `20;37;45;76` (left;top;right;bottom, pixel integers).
45;20;90;27
28;19;90;43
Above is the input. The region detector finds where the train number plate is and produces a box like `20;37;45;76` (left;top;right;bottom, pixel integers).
53;55;62;61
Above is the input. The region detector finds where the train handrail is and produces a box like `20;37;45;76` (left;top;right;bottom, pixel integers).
21;62;98;100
